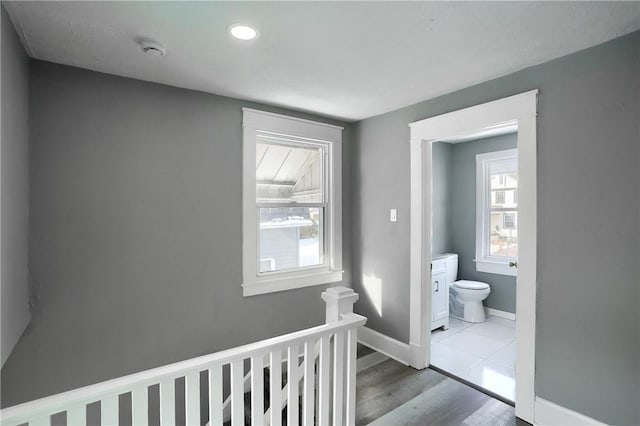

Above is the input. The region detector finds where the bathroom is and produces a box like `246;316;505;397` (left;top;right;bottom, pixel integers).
429;131;518;402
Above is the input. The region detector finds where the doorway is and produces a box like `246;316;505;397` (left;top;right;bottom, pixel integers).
407;91;538;423
429;132;518;403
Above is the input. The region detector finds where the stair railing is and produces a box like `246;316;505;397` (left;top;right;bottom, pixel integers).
0;287;365;426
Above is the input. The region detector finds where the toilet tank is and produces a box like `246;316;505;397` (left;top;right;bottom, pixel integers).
443;253;458;283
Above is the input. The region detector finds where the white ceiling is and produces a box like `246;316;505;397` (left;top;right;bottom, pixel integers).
5;1;640;121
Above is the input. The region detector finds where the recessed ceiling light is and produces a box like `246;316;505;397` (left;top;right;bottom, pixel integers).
229;24;258;41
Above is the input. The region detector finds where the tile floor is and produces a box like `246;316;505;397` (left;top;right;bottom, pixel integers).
430;315;516;401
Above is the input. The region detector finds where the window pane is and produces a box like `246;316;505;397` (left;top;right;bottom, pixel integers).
256;141;323;203
490;158;518;208
489;210;518;258
259;207;323;272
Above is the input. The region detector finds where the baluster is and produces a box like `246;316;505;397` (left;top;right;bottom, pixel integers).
269;349;282;426
209;365;223;425
185;371;200;426
345;328;358;426
160;378;176;426
67;406;86;426
28;416;50;426
132;385;148;426
230;360;244;426
302;339;316;426
100;396;118;426
317;335;331;426
250;355;264;426
332;331;345;426
287;344;299;426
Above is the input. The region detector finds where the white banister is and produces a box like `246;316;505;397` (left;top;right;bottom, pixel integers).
318;335;331;426
101;395;118;426
185;371;200;426
321;286;359;323
302;339;315;425
269;349;283;426
286;344;299;426
159;378;175;426
131;386;148;426
332;330;345;426
209;365;223;426
345;328;358;426
230;360;244;426
66;406;85;426
0;288;365;426
29;417;48;426
251;355;265;426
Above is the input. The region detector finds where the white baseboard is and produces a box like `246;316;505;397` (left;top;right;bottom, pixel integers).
485;307;516;321
534;397;607;426
358;326;411;366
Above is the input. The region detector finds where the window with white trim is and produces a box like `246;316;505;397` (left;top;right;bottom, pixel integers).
476;149;518;276
242;108;343;296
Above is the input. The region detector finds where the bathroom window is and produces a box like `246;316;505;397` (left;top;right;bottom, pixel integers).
475;149;518;276
242;108;343;296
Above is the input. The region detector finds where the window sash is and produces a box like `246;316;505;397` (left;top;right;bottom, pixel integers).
256;206;327;275
476;148;518;276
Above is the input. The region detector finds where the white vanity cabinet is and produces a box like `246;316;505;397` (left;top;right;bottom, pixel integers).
431;258;450;331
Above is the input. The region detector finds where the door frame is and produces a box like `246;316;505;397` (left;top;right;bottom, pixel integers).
407;90;538;422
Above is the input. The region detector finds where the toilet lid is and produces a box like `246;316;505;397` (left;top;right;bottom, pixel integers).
454;280;490;290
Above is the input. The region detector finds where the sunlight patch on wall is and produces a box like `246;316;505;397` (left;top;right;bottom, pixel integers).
363;273;382;317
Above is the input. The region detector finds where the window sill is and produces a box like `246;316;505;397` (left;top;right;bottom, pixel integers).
475;259;517;277
243;269;344;296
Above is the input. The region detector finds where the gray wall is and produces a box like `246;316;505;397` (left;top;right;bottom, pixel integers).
1;6;30;367
352;31;640;425
450;134;518;314
431;142;452;255
1;60;353;406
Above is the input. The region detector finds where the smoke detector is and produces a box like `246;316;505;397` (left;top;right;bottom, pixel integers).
140;40;166;57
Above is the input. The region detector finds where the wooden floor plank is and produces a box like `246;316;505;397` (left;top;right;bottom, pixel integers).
357;351;388;373
462;398;519;426
357;359;448;425
367;379;488;426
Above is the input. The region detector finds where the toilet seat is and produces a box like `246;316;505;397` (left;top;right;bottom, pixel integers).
453;280;490;290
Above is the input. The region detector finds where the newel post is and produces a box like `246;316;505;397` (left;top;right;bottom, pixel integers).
321;287;359;323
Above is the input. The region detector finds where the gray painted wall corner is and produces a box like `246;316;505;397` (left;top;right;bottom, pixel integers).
1;5;31;367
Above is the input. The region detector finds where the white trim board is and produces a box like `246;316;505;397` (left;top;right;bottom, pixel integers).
358;326;411;366
485;307;516;321
408;90;538;423
534;397;607;426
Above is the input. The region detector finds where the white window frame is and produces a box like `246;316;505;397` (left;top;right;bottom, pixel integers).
475;148;518;276
242;108;343;296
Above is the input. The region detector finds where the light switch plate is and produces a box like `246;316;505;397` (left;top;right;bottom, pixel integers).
390;208;397;222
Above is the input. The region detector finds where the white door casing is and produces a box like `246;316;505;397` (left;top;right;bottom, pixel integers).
408;90;538;423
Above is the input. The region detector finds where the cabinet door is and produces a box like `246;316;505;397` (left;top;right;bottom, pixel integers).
432;273;448;322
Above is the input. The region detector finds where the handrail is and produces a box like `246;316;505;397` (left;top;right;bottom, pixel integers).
1;313;366;425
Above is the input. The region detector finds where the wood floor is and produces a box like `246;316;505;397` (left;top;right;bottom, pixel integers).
355;344;529;426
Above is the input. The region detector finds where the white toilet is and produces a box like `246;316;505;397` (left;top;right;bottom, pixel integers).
444;253;491;323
